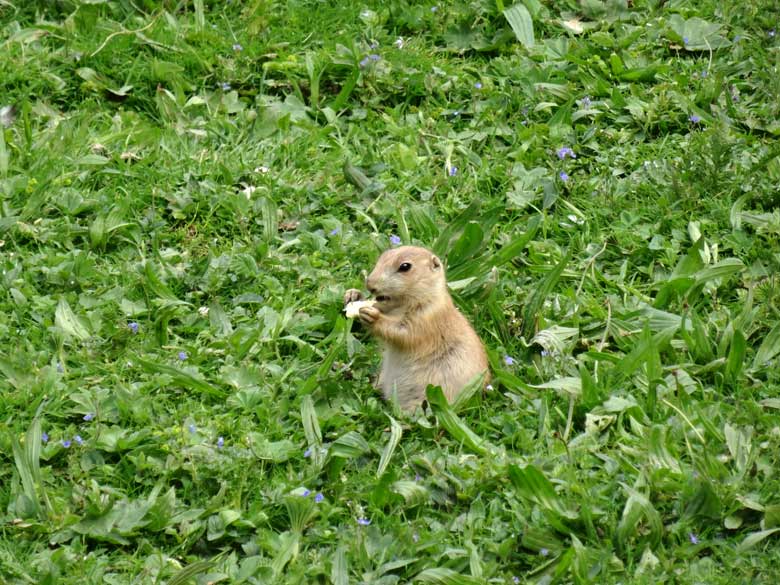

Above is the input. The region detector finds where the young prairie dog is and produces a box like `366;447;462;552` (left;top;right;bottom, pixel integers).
345;246;489;411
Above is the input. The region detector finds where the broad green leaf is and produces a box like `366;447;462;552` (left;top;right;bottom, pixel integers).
392;480;429;506
135;357;225;398
286;496;315;533
615;485;662;554
504;3;535;48
753;322;780;369
694;258;744;285
508;464;578;521
271;531;300;577
300;396;323;466
737;528;780;552
529;376;581;398
523;249;570;338
248;436;298;462
448;222;484;267
426;386;490;455
531;325;579;354
668;15;732;50
330;430;370;459
725;329;746;384
54;297;91;341
168;560;214;585
414;567;484;584
331;546;349;585
376;416;403;477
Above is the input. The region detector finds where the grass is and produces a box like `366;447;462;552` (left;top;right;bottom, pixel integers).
1;0;780;583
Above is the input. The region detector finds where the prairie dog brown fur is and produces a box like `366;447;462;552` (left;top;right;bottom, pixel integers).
344;246;489;411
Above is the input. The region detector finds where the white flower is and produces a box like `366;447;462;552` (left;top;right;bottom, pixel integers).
198;306;210;317
394;37;404;49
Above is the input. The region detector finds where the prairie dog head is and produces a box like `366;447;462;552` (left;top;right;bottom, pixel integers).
366;246;447;312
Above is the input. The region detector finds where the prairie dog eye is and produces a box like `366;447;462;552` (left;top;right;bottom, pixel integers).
398;262;412;272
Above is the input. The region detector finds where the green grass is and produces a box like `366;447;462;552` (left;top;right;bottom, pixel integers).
2;0;780;583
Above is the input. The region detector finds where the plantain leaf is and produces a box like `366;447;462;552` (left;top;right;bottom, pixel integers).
135;357;226;398
426;386;490;455
522;249;570;338
376;416;403;477
504;3;534;48
54;298;91;341
330;430;370;459
737;528;780;552
414;567;484;584
753;322;780;370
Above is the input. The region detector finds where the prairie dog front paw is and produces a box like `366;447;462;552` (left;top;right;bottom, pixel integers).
358;305;381;325
344;288;364;305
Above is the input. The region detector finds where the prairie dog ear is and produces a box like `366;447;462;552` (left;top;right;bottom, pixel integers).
431;255;442;270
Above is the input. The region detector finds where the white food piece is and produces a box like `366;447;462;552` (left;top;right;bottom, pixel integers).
345;299;376;319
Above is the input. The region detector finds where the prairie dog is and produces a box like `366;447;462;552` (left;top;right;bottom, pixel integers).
344;246;489;411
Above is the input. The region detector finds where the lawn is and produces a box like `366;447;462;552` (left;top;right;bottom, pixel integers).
2;0;780;583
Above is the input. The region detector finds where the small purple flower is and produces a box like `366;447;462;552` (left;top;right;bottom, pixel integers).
74;435;83;446
474;81;482;89
128;322;139;334
556;146;576;159
449;166;458;177
56;362;64;373
689;114;702;124
217;436;224;448
42;432;49;443
304;447;312;458
315;492;324;503
62;439;71;448
83;413;94;422
513;577;521;584
415;473;421;481
733;35;741;42
541;350;550;357
370;41;379;49
301;488;311;497
357;518;371;526
359;57;370;68
683;36;689;45
701;70;708;78
369;54;380;61
188;424;197;434
689;532;699;544
539;548;549;556
559;171;569;182
579;96;592;108
220;82;231;91
329;227;340;236
431;5;438;12
769;29;776;38
178;351;188;361
389;234;402;246
504;355;515;366
232;43;243;52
